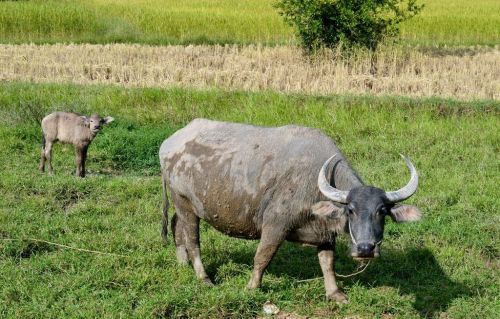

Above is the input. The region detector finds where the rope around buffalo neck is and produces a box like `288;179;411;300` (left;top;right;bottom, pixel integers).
349;222;383;247
349;222;358;245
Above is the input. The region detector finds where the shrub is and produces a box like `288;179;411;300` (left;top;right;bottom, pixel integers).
275;0;423;52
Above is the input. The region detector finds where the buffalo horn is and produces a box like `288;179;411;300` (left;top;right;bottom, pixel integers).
385;154;419;203
317;155;349;204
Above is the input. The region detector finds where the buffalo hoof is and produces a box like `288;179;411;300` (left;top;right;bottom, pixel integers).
176;246;189;265
202;277;214;286
246;280;260;290
327;290;348;304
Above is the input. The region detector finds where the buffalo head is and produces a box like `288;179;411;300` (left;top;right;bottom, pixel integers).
81;114;114;134
313;155;422;260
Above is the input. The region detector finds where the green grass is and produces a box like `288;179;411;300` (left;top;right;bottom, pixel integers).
400;0;500;46
0;0;498;46
0;82;499;318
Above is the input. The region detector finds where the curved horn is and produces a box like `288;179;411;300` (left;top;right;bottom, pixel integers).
318;155;349;204
385;154;419;203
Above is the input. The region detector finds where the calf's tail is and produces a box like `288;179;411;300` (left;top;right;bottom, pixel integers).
161;172;170;245
41;133;46;150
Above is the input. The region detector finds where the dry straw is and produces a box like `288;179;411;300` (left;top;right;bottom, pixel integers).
1;44;498;100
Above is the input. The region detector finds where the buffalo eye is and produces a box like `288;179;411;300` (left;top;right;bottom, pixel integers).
378;206;388;216
347;203;355;214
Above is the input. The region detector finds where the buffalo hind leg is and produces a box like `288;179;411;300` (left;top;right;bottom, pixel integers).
39;134;47;172
247;227;285;289
39;147;46;172
171;213;189;264
183;212;212;285
44;141;54;175
173;195;212;285
318;243;348;303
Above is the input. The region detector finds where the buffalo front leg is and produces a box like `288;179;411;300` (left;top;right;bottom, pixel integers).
247;228;284;289
318;243;348;303
81;145;88;177
75;145;87;177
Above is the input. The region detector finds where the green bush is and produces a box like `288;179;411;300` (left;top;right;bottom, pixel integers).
276;0;423;51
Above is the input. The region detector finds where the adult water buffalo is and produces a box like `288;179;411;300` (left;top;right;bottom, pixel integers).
159;119;421;302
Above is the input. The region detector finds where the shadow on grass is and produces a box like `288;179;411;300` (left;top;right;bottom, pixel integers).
204;240;472;318
354;247;473;318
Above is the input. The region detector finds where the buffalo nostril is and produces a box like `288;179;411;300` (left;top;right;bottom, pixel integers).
357;243;375;256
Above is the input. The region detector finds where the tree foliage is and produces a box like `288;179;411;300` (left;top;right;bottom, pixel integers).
276;0;423;51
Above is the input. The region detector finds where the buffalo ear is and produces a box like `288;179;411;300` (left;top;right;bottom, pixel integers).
390;205;422;223
311;201;345;219
102;116;114;124
80;116;90;127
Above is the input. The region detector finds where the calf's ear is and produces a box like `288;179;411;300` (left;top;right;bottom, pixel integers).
80;116;90;127
311;201;345;219
390;205;422;223
102;116;114;124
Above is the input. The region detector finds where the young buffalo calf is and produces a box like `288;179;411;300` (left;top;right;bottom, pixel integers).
39;112;114;177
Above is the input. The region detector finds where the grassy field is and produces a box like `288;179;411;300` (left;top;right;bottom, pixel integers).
0;0;498;46
2;44;499;101
0;82;499;318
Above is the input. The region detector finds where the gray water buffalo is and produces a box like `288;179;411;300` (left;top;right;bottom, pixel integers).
159;119;421;302
40;112;114;177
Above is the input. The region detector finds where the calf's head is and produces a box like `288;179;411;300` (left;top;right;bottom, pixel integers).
81;114;114;134
313;155;421;260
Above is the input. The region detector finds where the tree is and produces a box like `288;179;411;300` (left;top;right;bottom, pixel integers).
276;0;423;52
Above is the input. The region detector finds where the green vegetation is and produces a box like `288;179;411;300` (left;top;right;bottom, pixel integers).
401;0;500;46
1;82;498;318
276;0;423;51
0;0;498;46
0;0;291;46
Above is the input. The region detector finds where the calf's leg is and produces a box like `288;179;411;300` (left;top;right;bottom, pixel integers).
318;243;348;303
39;147;46;172
75;145;88;177
39;134;46;172
81;145;88;177
45;141;54;175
